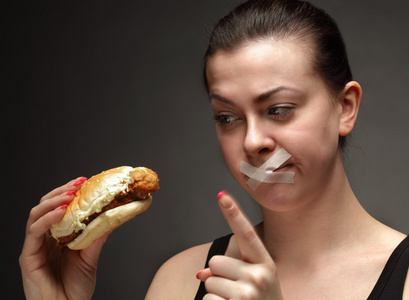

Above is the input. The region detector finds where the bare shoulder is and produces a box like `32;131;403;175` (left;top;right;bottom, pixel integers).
145;242;212;300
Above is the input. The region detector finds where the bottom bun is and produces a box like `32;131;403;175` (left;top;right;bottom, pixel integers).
67;196;152;250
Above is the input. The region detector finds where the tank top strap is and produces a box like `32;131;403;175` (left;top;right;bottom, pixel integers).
194;233;233;299
367;235;409;299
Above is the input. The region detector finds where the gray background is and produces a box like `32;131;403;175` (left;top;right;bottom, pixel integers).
3;0;409;299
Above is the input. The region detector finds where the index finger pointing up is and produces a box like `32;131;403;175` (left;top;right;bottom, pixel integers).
217;191;272;264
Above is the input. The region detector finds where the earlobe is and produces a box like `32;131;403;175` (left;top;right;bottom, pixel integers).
339;81;362;136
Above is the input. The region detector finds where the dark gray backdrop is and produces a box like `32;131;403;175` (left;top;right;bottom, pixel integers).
3;0;409;299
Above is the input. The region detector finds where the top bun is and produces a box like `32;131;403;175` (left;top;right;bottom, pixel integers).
50;166;159;248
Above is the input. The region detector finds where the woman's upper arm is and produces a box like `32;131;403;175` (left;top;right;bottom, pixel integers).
145;243;211;300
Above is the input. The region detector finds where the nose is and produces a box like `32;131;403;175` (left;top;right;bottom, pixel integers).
243;117;276;157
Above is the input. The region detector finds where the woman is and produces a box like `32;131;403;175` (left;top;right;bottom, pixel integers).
20;0;409;299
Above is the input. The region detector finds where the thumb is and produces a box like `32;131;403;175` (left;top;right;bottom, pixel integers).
80;230;111;264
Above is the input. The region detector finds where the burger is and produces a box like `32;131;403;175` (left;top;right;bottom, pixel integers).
50;166;159;249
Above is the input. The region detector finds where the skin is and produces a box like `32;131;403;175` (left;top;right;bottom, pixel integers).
20;39;409;299
148;39;409;299
19;177;111;300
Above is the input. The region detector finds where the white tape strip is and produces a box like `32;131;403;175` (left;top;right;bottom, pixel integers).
240;148;295;190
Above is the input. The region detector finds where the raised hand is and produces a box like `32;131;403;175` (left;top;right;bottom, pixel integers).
19;177;109;300
197;191;283;299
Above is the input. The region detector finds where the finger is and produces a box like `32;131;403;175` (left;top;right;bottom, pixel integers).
21;205;68;256
207;255;245;281
203;293;224;300
204;276;237;299
196;268;213;282
80;230;112;265
218;192;271;264
28;192;75;229
29;205;68;238
28;176;87;231
40;176;86;203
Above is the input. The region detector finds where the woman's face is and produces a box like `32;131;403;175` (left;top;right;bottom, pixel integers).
206;41;345;211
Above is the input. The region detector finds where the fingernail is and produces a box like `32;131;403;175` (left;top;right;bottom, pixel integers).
218;191;233;209
74;177;87;186
66;190;75;196
217;190;227;199
196;270;203;280
58;204;68;210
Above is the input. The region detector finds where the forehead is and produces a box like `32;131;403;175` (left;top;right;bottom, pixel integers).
205;40;318;96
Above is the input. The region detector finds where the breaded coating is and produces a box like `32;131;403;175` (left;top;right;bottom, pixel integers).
129;167;159;199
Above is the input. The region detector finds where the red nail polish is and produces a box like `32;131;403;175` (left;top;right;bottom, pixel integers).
74;177;86;186
66;190;75;196
75;177;87;184
218;191;233;209
196;270;203;279
58;204;68;210
217;190;227;199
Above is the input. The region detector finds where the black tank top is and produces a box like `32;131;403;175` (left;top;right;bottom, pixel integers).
195;234;409;299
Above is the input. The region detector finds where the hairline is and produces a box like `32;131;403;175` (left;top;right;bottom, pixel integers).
204;34;343;101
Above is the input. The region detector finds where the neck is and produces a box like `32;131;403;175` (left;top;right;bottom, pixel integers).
257;163;379;267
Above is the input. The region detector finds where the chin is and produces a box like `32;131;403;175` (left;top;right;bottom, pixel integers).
247;183;300;212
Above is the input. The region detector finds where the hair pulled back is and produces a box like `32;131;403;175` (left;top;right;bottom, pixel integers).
204;0;352;97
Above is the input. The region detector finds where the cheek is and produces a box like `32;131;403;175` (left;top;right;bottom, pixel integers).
299;101;340;141
286;113;340;166
217;133;245;180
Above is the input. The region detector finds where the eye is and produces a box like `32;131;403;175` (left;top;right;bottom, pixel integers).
213;114;240;128
268;105;294;120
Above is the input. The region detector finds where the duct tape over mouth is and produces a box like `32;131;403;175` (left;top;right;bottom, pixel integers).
240;148;295;190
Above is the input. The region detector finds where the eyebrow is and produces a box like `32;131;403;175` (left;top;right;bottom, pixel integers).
210;86;302;105
210;93;234;105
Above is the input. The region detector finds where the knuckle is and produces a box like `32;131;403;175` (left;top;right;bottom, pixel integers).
238;283;258;299
18;253;27;268
225;204;241;221
40;190;54;203
40;194;47;202
202;294;213;300
28;206;36;217
27;221;38;236
208;256;216;268
204;276;215;292
247;265;275;290
243;227;257;243
204;275;214;286
208;255;221;268
28;205;39;221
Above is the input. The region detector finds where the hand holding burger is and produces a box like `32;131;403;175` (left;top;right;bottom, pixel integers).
20;166;159;300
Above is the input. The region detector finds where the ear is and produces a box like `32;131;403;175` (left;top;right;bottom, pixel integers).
338;81;362;137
